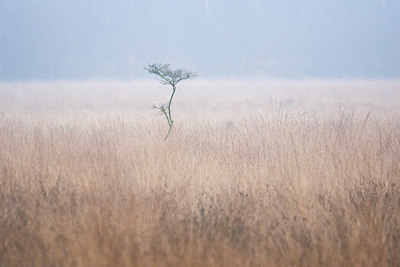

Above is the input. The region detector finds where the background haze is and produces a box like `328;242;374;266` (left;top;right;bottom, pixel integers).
1;0;400;80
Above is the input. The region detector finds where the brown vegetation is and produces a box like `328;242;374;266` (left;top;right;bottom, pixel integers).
0;81;399;266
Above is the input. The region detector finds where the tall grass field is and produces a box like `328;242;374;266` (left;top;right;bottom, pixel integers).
1;80;400;266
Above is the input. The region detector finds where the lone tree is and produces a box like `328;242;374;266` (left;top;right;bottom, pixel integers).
145;63;197;139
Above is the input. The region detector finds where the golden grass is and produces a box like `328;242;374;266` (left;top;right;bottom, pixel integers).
0;81;400;266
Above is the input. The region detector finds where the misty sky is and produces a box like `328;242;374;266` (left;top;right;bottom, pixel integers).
1;0;400;80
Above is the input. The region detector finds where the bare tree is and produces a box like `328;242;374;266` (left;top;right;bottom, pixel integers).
145;63;197;139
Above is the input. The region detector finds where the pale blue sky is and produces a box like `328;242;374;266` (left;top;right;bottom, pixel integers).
0;0;399;80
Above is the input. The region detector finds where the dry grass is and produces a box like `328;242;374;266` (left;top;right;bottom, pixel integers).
0;81;400;266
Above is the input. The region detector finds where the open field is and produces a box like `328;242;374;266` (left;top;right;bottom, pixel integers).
1;80;400;266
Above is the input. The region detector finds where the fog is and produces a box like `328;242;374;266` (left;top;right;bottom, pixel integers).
1;0;400;80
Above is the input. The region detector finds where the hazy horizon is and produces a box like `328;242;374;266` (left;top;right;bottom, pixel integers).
1;0;400;81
